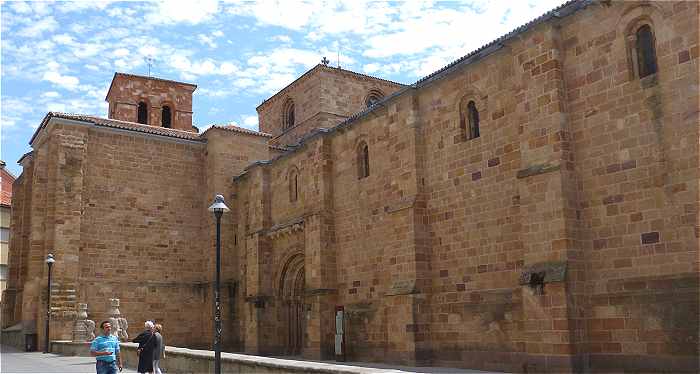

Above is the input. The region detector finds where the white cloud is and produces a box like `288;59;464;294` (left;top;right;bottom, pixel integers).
41;91;61;99
241;114;259;131
106;6;137;18
363;63;379;74
212;30;224;37
1;118;17;129
269;35;291;43
138;45;160;58
42;71;80;91
198;34;217;49
46;102;67;113
0;99;32;133
30;1;51;16
10;2;32;14
113;48;130;58
73;43;103;58
219;62;238;75
169;54;240;78
46;61;61;71
146;0;220;25
58;1;116;13
17;16;58;38
52;34;76;44
229;0;316;30
197;88;235;98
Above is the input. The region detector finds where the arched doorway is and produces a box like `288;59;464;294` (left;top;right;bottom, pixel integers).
279;254;305;355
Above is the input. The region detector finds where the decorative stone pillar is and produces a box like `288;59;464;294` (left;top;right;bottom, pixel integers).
72;303;95;342
107;298;129;342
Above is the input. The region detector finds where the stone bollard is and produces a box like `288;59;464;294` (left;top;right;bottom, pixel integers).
72;303;95;341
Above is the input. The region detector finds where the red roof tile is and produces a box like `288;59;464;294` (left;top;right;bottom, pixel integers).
202;124;271;138
30;112;203;145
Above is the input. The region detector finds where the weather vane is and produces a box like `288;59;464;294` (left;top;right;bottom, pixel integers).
144;56;156;77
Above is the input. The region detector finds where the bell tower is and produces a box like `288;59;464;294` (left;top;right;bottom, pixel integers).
105;72;197;132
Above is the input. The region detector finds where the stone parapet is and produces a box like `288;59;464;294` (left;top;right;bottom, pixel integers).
51;341;498;374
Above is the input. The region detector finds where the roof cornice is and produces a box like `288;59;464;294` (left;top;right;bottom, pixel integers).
105;72;197;101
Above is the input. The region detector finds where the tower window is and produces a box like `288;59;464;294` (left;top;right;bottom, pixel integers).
460;99;480;140
357;142;369;179
162;105;172;128
467;101;480;139
137;102;148;125
365;89;384;108
282;99;295;130
635;25;658;79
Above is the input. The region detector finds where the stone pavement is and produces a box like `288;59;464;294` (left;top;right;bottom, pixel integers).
1;345;137;373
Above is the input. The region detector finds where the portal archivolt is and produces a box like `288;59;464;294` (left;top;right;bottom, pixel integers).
279;253;305;355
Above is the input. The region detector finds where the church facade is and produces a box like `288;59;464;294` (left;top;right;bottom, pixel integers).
3;1;699;372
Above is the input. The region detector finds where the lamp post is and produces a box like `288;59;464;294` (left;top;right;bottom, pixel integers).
44;253;55;353
208;195;229;374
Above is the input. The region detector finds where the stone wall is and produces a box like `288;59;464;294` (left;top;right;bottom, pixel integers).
259;65;404;147
231;1;699;372
560;2;699;371
106;73;196;132
4;1;698;373
51;341;480;374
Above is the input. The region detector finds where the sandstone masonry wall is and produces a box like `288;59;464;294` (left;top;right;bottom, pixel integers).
230;1;699;372
107;74;196;132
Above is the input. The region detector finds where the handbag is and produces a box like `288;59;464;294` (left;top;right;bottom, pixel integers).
136;332;154;356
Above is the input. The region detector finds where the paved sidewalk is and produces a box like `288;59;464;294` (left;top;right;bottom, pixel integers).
1;344;137;373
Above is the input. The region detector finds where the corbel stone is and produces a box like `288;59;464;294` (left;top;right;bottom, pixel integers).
384;195;417;214
516;162;560;179
518;261;567;285
386;279;417;296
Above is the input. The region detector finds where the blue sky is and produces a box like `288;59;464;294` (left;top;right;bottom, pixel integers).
1;0;566;177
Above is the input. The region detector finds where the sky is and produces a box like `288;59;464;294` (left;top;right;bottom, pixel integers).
1;0;567;177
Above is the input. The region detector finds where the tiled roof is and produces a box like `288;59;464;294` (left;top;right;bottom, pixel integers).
30;112;203;145
17;151;33;164
114;72;197;88
269;144;291;152
202;124;272;138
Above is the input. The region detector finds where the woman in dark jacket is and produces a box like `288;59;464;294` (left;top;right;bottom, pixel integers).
132;321;157;374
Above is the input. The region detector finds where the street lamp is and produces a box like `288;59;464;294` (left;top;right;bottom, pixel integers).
44;253;55;354
208;194;229;374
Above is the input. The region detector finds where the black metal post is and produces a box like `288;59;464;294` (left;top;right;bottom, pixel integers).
44;260;53;353
214;210;222;374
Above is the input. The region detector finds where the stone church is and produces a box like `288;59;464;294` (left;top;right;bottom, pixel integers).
3;1;698;372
